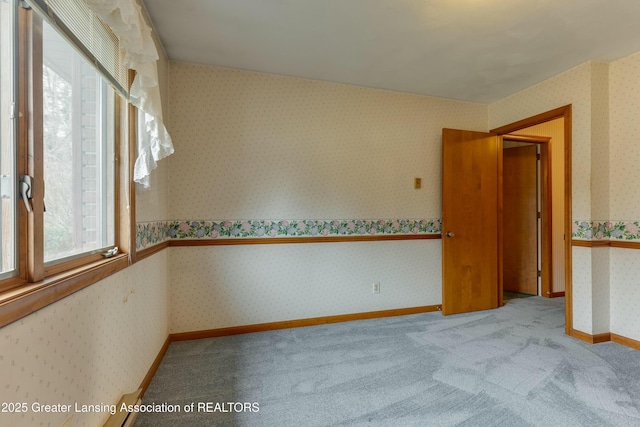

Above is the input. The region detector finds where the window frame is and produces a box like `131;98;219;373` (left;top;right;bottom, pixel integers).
0;2;136;327
0;0;17;282
0;2;21;292
31;8;124;279
39;24;118;273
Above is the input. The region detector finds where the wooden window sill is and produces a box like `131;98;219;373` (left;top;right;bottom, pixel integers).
0;253;130;328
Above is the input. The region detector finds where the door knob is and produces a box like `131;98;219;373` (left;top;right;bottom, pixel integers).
446;231;455;237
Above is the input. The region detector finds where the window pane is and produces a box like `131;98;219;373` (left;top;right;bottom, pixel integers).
42;20;114;263
0;0;16;277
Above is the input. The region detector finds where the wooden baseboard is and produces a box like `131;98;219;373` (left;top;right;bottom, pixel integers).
550;291;565;298
611;333;640;351
170;305;442;342
570;329;611;344
591;332;612;344
569;329;640;348
569;329;592;343
139;335;170;396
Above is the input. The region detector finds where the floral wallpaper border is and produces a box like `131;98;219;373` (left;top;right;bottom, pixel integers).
136;221;172;250
136;219;442;250
572;220;640;241
137;219;640;249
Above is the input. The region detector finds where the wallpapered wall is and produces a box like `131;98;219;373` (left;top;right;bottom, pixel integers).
169;242;440;333
0;252;170;426
166;62;488;331
608;50;640;339
610;50;640;224
168;63;487;220
588;61;612;335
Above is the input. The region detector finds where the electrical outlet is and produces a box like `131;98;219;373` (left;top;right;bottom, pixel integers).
414;177;422;189
373;282;381;294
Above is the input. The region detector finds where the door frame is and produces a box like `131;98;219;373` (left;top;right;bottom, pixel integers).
502;134;552;299
491;105;573;335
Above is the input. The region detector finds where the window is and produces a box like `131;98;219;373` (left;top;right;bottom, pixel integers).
42;19;115;264
28;9;120;279
0;0;130;301
0;0;173;327
0;0;16;281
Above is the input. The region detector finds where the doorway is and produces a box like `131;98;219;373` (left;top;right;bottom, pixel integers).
496;118;567;305
441;105;573;334
502;136;550;301
491;106;572;334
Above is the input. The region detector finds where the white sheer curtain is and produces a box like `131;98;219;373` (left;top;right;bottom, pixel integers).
84;0;174;188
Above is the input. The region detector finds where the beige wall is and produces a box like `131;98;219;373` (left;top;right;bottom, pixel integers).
0;252;170;426
610;50;640;220
166;62;488;331
608;50;640;340
167;62;487;220
588;62;612;335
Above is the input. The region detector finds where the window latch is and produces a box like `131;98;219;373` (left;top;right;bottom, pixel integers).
103;247;119;258
19;175;33;212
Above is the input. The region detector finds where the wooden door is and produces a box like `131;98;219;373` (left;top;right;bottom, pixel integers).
503;145;538;295
442;129;500;315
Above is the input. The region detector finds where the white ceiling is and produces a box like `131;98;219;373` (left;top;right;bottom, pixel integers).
142;0;640;103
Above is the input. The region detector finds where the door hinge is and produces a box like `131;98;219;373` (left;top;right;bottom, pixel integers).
537;270;542;277
537;211;541;219
536;153;541;160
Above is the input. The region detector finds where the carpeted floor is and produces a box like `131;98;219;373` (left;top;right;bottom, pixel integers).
134;297;640;426
503;290;536;301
